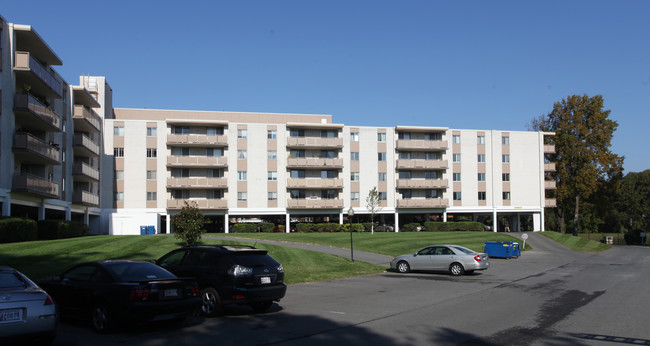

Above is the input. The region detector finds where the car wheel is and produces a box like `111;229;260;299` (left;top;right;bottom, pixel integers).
397;261;410;273
91;303;115;333
449;263;465;276
252;301;273;313
200;287;223;317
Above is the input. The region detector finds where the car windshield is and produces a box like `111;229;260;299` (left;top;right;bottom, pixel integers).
450;246;476;255
0;271;27;289
104;262;176;282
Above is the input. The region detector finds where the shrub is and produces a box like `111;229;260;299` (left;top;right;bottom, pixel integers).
259;222;275;233
296;223;317;233
423;221;484;232
38;220;88;240
0;218;37;243
316;223;340;232
232;223;257;233
624;229;645;245
402;223;422;232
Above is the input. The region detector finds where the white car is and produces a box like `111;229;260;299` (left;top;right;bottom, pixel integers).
390;245;490;276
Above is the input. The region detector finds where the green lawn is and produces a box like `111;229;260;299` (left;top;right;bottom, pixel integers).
540;231;611;252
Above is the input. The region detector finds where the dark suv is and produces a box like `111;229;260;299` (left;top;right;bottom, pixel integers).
156;245;286;316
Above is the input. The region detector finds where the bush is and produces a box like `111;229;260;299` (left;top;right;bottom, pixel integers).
232;223;257;233
37;220;88;240
423;221;484;232
624;229;646;245
259;222;275;233
0;218;38;243
402;223;423;232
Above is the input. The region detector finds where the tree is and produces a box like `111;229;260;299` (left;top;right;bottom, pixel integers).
366;187;383;235
618;170;650;232
171;201;208;245
530;94;624;236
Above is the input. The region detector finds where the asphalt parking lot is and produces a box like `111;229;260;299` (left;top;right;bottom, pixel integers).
50;232;650;345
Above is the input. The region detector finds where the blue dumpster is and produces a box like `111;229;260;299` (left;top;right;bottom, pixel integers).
484;241;520;258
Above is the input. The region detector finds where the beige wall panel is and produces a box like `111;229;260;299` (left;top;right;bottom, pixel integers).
115;159;124;170
113;137;124;148
146;159;157;170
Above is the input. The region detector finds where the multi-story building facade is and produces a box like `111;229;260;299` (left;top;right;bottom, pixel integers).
0;17;556;236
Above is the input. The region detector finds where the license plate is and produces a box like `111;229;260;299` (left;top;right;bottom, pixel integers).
164;288;179;297
260;276;271;284
0;309;23;323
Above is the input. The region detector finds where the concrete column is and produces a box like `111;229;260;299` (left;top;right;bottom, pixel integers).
492;209;498;232
285;213;290;233
2;196;11;217
38;205;45;220
65;206;72;221
339;211;344;225
443;211;447;222
517;214;521;232
394;211;399;232
166;213;172;234
84;209;90;225
224;213;229;233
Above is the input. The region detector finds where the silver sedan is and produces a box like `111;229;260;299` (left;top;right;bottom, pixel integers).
390;245;490;276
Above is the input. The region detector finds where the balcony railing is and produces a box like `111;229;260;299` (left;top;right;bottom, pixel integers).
287;198;344;209
12;174;59;198
545;199;557;207
544;181;557;189
396;198;449;209
73;105;101;132
167;177;228;189
167;199;228;209
72;190;99;206
396;139;448;151
167;156;228;167
544;163;556;172
14;93;61;131
167;134;228;147
73;162;100;181
396;179;448;189
287;178;344;189
286;158;344;168
286;137;343;149
396;159;448;170
14;52;62;97
13;132;60;164
544;145;556;154
73;133;100;157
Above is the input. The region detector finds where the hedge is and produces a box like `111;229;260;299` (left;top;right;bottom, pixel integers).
423;221;484;232
0;218;38;243
231;222;277;233
37;220;89;240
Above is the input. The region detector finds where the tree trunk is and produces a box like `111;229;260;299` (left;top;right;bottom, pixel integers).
573;195;580;236
555;207;565;234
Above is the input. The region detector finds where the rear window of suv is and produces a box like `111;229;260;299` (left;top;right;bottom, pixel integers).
228;253;279;267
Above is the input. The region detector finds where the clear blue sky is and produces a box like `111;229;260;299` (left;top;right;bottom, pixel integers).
4;1;649;173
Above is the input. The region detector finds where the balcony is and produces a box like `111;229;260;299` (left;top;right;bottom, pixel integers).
396;198;449;209
287;198;344;209
14;52;62;98
544;145;556;154
72;162;100;182
72;190;99;206
396;179;448;189
73;134;100;157
286;137;343;149
396;139;448;151
167;199;228;210
167;156;228;168
396;159;448;170
167;177;228;189
287;158;344;168
167;134;228;147
13;132;60;165
544;163;556;172
12;174;59;199
73;105;101;132
13;93;61;132
545;199;557;207
544;181;557;189
287;178;344;189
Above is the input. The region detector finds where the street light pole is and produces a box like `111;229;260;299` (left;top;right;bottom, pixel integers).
348;207;354;263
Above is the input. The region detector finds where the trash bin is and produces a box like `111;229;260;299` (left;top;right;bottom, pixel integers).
484;241;520;258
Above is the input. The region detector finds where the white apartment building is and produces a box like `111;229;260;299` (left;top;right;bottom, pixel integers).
0;17;555;236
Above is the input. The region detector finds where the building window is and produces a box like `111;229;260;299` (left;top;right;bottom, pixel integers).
290;129;305;137
268;192;277;201
399;152;411;160
146;170;157;180
237;192;247;201
502;154;510;163
477;136;485;145
114;148;124;158
207;127;223;136
207;148;222;157
503;191;511;200
378;173;387;181
267;130;277;139
351;172;360;181
502;173;510;181
452;135;460;144
478;173;486;182
321;170;337;178
207;190;223;199
351;152;359;161
502;136;510;145
268;171;277;181
237;171;247;181
351;192;360;201
146;148;157;158
113;126;124;136
321;130;336;138
208;169;223;178
268;150;277;160
115;170;124;180
425;152;440;160
453;154;461;162
147;127;157;137
172;190;190;199
320;150;336;158
399;171;411;179
477;154;486;163
115;192;124;202
478;192;486;200
379;192;387;200
425;171;438;179
290;170;306;178
453;173;461;181
398;132;411;140
378;152;386;161
172;147;190;156
238;150;247;160
172;126;189;134
290;190;305;199
237;129;247;138
147;192;157;201
401;190;412;199
350;132;359;142
377;133;386;142
453;192;462;201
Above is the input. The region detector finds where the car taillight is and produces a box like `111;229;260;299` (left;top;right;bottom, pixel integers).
474;255;482;262
191;286;200;296
44;294;55;306
129;288;150;301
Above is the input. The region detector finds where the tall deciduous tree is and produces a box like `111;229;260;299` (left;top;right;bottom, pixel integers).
366;187;382;235
531;94;624;236
171;201;208;245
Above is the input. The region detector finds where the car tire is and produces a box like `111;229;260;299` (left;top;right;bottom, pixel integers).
91;302;115;333
200;287;223;317
397;261;410;273
252;301;273;313
449;263;465;276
